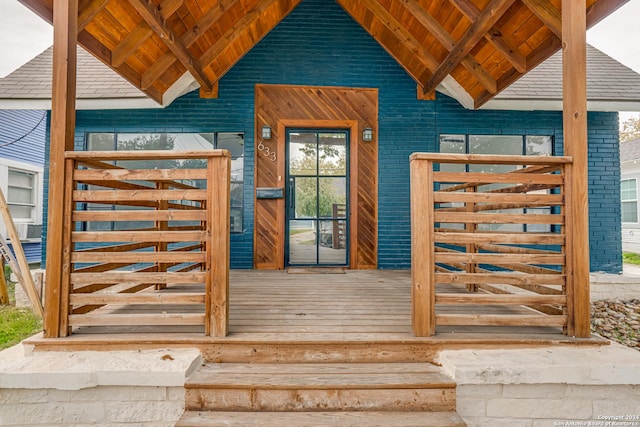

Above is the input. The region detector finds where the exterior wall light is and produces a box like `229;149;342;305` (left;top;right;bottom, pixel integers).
362;127;373;142
261;126;272;140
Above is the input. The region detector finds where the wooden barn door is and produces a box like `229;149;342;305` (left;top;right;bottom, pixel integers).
254;85;378;270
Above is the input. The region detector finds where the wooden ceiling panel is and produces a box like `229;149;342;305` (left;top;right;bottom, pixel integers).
201;0;303;85
87;7;129;51
485;50;515;81
339;0;433;85
83;18;119;51
155;61;187;91
18;0;628;108
104;0;142;32
523;25;556;54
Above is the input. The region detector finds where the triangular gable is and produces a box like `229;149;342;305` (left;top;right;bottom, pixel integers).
18;0;629;108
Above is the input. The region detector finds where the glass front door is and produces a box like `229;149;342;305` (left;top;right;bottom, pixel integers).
286;130;349;266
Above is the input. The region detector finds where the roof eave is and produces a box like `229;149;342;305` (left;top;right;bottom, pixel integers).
482;98;640;112
0;97;162;110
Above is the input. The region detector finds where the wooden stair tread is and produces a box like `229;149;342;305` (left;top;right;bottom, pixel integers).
177;411;467;427
187;363;455;389
194;362;445;374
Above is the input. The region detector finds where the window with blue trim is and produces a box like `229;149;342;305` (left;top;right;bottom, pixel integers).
85;132;244;233
439;134;553;232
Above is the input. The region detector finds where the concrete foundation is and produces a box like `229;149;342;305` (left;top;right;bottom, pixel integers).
591;267;640;301
439;343;640;427
1;341;639;426
0;344;201;426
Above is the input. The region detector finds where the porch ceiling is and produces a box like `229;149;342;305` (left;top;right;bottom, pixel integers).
19;0;627;108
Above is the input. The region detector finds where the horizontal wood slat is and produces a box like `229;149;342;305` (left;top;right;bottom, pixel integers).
69;293;205;305
434;171;563;185
68;313;206;327
435;314;567;327
434;232;565;245
476;243;561;255
70;271;207;285
434;192;564;204
434;212;564;224
410;154;572;165
73;210;207;222
77;242;156;253
72;231;206;242
73;189;207;202
434;253;565;265
66;150;229;160
74;168;208;181
435;294;567;305
71;252;206;263
435;273;565;285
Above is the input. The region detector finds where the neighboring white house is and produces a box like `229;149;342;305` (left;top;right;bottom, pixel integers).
620;137;640;253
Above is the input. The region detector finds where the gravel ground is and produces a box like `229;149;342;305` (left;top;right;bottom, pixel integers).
591;299;640;350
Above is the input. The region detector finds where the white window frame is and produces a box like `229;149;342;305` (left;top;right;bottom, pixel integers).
621;178;638;224
0;158;44;240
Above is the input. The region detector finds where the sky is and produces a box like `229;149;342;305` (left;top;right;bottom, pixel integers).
0;0;638;119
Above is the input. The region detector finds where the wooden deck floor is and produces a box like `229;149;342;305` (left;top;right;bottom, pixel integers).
29;270;607;351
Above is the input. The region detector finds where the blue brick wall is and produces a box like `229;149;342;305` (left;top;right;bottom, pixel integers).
42;0;622;273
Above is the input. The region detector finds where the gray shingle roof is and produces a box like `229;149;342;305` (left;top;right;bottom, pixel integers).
620;137;640;163
0;46;145;100
0;44;639;111
497;45;640;102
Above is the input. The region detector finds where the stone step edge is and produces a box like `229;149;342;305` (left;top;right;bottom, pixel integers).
176;410;467;427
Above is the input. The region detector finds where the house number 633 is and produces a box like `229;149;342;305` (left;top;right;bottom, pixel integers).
258;141;277;162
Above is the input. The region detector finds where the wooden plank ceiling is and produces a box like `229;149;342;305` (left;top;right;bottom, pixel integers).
19;0;627;108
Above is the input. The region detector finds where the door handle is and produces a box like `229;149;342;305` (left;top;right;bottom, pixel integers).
288;177;295;211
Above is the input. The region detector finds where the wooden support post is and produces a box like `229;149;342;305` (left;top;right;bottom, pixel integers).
410;157;436;336
206;154;230;337
45;0;78;337
562;0;590;337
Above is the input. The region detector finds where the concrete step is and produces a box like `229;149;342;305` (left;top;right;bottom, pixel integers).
185;363;457;412
176;410;468;427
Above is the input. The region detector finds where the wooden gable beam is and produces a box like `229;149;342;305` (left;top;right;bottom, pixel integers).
112;22;154;67
474;37;561;107
110;0;184;70
199;0;298;69
127;0;215;94
17;0;54;24
401;0;497;94
338;0;437;94
449;0;526;73
194;0;302;94
79;0;110;30
141;0;238;90
586;0;629;27
521;0;563;38
473;0;628;108
424;0;516;96
18;0;163;104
